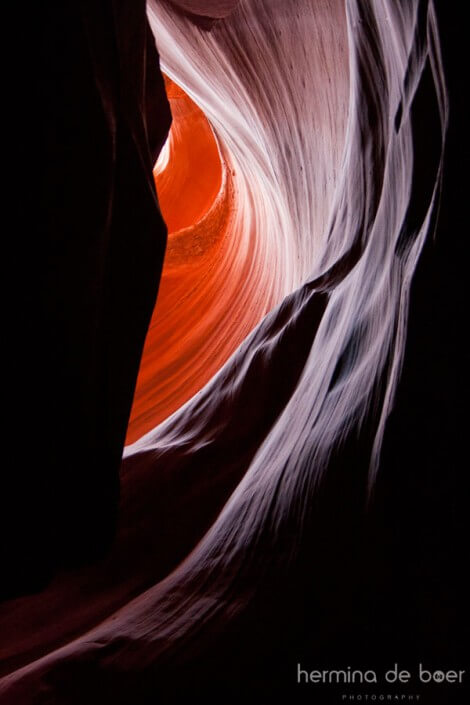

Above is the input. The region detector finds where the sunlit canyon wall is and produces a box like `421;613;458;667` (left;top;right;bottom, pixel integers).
0;1;448;703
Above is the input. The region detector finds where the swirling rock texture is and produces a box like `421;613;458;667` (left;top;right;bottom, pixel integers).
126;74;283;443
2;1;466;704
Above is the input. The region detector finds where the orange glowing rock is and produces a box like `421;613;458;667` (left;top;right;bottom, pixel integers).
126;77;271;444
155;76;223;233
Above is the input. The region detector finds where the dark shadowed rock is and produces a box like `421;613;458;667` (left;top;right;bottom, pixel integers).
2;0;171;601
